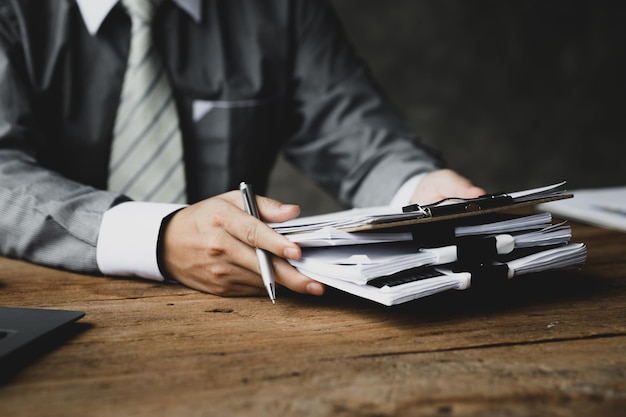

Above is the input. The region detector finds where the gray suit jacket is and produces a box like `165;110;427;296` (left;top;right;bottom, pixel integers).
0;0;443;274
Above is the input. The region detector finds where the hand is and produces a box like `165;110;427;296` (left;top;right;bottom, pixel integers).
411;169;486;204
161;191;325;297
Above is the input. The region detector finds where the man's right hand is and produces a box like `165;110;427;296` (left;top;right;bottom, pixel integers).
160;191;325;297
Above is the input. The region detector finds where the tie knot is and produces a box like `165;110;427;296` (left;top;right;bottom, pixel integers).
121;0;163;23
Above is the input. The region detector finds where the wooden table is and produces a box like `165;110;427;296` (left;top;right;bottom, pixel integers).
0;221;624;417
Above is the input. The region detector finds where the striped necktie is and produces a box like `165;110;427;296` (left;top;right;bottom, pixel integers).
108;0;187;203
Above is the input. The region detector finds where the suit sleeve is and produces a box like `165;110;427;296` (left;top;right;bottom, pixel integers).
284;0;445;208
0;8;126;274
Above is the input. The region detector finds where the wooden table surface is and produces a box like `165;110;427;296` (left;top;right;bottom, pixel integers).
0;221;624;417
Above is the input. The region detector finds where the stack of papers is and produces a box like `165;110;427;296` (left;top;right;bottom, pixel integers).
285;212;554;247
274;182;587;306
290;223;571;283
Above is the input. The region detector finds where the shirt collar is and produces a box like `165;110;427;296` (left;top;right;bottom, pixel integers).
75;0;202;35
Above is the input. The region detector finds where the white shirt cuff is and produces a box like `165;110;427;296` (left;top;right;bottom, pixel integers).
388;173;427;208
96;201;187;281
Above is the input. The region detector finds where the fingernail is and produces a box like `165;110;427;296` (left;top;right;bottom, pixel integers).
306;282;324;296
283;246;301;260
280;204;300;212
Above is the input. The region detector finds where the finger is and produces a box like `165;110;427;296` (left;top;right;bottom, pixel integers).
272;258;325;295
226;252;324;297
256;195;301;223
196;278;267;298
178;268;265;296
447;181;486;199
438;175;484;198
179;256;268;297
456;185;487;199
416;169;486;203
221;235;323;296
441;171;486;198
201;233;323;297
220;190;301;223
223;207;302;261
220;233;277;279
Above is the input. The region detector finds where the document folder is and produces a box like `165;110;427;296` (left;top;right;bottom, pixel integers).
273;182;572;236
356;182;572;232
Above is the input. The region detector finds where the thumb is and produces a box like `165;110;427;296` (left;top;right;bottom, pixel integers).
256;195;301;223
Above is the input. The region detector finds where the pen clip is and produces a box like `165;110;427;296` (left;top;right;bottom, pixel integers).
240;182;260;218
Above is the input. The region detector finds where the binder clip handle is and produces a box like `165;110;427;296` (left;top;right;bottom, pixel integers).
403;193;514;218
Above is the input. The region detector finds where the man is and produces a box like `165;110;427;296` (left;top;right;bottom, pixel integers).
0;0;484;297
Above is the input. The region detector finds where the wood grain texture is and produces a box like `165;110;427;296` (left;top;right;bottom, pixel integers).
0;221;624;417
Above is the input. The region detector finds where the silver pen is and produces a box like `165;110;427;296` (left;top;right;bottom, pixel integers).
239;182;276;304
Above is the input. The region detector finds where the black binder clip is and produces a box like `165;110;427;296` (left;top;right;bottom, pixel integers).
466;263;511;290
455;236;500;265
403;193;514;218
449;236;511;290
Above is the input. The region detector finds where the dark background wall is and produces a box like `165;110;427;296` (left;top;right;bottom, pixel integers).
267;0;626;215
